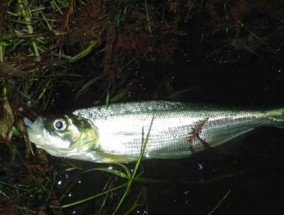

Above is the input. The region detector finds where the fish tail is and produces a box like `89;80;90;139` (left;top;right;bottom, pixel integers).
266;108;284;128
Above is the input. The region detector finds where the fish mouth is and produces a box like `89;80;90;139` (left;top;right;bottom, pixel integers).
24;116;46;147
23;117;35;128
24;116;44;130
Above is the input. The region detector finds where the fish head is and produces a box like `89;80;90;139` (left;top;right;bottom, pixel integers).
24;115;99;158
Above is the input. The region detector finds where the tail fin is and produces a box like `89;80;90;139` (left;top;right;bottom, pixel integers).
266;108;284;128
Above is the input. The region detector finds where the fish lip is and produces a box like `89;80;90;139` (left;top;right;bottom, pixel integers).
24;116;44;129
24;116;49;148
24;116;46;140
23;117;34;128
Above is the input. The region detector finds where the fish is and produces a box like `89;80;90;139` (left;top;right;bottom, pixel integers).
24;101;284;163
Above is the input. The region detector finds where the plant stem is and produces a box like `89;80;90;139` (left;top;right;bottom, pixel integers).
18;0;40;57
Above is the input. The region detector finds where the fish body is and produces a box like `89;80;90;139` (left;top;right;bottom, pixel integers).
25;101;284;163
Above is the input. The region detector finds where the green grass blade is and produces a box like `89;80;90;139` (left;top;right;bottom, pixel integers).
68;40;98;63
60;182;128;209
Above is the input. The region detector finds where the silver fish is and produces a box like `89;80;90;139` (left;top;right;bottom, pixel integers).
24;101;284;163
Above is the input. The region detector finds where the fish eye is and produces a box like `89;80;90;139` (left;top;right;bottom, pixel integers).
53;119;67;131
